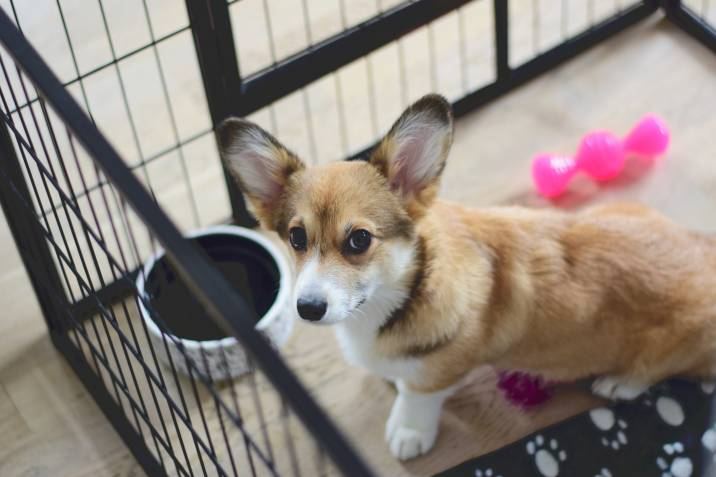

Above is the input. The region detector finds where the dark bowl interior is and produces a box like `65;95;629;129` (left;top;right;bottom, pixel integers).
143;232;281;342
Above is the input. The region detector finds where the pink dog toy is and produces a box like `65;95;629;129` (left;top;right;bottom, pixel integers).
497;371;555;409
532;115;670;198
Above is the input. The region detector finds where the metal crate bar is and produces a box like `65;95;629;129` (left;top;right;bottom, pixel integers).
0;8;376;477
662;0;716;53
3;0;716;475
236;0;474;116
453;0;659;116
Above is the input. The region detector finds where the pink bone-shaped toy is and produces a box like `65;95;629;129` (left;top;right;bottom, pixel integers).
532;115;670;198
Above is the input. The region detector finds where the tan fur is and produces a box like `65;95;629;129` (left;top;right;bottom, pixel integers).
220;95;716;401
385;201;716;393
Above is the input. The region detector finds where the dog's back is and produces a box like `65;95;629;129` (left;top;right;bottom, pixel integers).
405;200;716;394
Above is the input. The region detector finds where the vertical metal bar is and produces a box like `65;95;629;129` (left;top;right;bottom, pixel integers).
397;39;408;107
427;24;438;91
184;0;255;227
663;0;716;54
494;0;510;79
0;122;65;333
139;0;201;228
532;0;541;54
458;7;469;93
365;58;379;138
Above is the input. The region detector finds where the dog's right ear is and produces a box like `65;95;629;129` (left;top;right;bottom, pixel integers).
218;118;305;230
368;94;453;218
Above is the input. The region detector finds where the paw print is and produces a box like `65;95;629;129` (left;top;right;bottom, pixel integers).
526;435;567;477
594;469;612;477
702;381;716;394
475;469;502;477
589;407;628;450
702;424;716;460
656;442;693;477
642;391;685;427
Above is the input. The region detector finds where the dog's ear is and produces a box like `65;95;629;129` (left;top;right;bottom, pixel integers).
369;94;453;217
218;118;305;230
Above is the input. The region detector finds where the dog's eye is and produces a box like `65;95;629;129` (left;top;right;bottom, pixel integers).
289;227;307;251
346;229;372;254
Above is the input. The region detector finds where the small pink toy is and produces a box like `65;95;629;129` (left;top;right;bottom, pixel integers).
532;115;670;198
497;371;555;409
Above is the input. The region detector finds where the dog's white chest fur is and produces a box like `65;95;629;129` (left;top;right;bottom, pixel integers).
333;303;421;382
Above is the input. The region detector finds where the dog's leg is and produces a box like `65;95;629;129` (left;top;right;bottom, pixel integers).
385;380;456;460
591;375;648;401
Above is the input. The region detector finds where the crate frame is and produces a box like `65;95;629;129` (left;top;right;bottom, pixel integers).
1;0;715;476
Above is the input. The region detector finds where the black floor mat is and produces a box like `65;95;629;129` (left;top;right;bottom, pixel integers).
437;379;716;477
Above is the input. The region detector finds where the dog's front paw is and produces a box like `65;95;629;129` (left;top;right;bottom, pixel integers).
384;392;439;460
386;425;437;461
592;376;647;401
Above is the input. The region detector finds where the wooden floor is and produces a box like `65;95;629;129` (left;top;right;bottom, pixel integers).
4;7;716;477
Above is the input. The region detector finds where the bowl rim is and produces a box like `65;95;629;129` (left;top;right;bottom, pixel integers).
135;224;292;351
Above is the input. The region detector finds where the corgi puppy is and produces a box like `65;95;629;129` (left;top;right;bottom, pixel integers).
218;95;716;460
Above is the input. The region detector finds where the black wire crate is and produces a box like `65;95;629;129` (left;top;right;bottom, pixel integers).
0;4;373;476
1;1;716;476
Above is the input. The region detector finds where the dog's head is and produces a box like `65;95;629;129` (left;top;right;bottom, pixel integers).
219;95;453;324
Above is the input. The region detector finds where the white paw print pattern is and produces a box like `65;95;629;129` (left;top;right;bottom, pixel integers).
475;469;502;477
701;381;716;394
701;423;716;461
526;435;567;477
656;442;693;477
642;393;685;427
589;407;628;450
594;468;612;477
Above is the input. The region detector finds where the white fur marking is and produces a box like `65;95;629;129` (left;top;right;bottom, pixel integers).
591;376;646;401
385;381;455;460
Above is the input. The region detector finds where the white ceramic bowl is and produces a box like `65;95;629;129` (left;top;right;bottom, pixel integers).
135;225;293;380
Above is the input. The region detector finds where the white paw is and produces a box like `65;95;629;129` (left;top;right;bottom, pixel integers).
589;408;629;450
591;376;646;401
384;385;446;460
387;426;436;460
526;435;567;477
656;441;693;477
594;468;612;477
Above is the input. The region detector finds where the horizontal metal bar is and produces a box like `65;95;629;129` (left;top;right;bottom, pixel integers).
453;1;658;117
661;0;716;54
345;1;657;162
7;25;190;116
40;126;213;218
72;268;137;320
237;0;473;116
0;9;376;477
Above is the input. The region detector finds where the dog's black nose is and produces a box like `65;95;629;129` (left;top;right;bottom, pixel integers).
297;298;327;322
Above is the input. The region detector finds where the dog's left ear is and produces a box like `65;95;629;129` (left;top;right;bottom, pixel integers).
369;94;453;217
